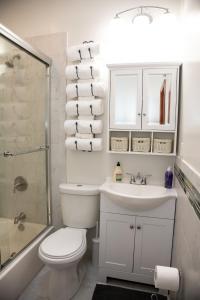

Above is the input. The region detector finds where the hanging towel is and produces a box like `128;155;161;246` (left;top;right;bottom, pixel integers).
78;115;94;120
66;99;103;117
78;96;95;101
66;82;105;99
64;120;103;135
65;137;102;151
160;79;166;125
75;133;94;139
67;43;100;62
65;64;100;80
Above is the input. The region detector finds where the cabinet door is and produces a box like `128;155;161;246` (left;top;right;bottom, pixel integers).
99;213;135;272
142;68;178;130
110;69;142;130
134;217;174;277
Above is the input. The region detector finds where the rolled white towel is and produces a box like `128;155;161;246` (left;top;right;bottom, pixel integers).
78;96;95;101
65;64;100;80
78;115;94;120
66;100;104;117
67;43;100;62
75;133;93;139
64;120;103;135
65;137;102;151
66;82;105;99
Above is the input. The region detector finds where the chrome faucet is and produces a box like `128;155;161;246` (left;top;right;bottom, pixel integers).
135;172;142;184
14;212;26;224
126;173;135;184
126;172;151;185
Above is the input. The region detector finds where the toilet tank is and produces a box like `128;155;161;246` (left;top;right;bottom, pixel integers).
59;183;100;229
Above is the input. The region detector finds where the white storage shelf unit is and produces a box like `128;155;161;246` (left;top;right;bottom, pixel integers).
107;63;180;156
108;130;177;156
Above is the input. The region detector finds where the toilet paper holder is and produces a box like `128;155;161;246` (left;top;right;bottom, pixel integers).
154;265;181;294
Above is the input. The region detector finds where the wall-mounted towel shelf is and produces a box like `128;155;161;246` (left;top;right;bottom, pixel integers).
65;41;103;152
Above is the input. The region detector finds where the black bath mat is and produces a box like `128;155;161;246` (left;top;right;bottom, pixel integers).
92;284;167;300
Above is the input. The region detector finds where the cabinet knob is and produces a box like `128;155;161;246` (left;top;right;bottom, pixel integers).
142;113;146;116
130;225;134;230
137;225;142;230
137;113;141;116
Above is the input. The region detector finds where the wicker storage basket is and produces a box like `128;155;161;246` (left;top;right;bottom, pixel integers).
111;137;128;152
153;139;172;153
132;137;151;152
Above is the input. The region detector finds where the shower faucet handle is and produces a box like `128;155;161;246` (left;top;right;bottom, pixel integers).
13;176;28;193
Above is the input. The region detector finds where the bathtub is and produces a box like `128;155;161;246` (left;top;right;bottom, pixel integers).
0;217;53;300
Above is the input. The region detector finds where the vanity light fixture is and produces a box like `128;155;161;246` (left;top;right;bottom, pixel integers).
114;6;171;25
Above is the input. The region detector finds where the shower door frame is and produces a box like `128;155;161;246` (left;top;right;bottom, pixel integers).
0;23;52;226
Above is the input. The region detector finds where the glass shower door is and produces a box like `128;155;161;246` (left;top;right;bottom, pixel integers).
0;30;50;269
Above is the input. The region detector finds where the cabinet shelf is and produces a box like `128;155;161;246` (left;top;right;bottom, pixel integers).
108;130;177;156
108;150;176;156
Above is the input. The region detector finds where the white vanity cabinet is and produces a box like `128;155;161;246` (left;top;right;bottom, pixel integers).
99;213;136;273
99;194;176;285
133;216;173;277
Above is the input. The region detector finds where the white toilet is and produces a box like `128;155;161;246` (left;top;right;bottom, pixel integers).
39;183;100;300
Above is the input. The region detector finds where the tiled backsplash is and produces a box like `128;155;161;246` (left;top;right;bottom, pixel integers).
175;164;200;220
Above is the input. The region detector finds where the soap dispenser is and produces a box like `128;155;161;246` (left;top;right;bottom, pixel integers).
165;166;173;189
113;162;123;182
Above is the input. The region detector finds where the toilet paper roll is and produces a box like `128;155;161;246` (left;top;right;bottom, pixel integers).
154;265;179;292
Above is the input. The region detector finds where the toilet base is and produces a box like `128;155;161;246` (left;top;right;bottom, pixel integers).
47;259;86;300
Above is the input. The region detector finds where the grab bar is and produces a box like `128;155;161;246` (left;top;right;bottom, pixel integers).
1;145;49;158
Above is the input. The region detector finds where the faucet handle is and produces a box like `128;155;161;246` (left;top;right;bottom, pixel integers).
141;174;152;185
136;172;141;178
126;173;135;184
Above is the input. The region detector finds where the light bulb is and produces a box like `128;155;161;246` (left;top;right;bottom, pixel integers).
133;13;153;26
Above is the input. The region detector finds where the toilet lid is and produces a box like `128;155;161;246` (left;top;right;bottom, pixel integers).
40;228;86;259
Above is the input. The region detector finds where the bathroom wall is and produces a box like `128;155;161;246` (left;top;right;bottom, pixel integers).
171;0;200;299
0;0;182;221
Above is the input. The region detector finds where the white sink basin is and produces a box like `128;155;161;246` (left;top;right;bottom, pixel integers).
100;182;177;211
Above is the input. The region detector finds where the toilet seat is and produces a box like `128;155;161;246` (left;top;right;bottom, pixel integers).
39;228;86;264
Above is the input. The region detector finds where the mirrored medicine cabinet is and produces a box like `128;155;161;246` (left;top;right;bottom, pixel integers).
108;63;180;155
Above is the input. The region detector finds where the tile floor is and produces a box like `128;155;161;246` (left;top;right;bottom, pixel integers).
18;258;157;300
18;258;97;300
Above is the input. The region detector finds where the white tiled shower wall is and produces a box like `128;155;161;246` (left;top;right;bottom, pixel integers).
0;45;48;224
